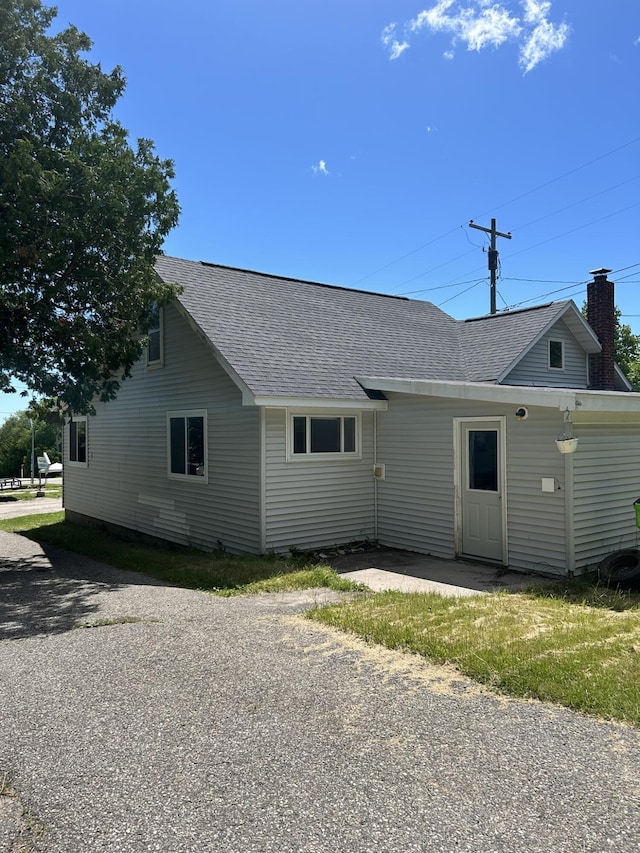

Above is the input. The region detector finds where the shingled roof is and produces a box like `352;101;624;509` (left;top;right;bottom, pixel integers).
154;256;599;401
457;301;599;382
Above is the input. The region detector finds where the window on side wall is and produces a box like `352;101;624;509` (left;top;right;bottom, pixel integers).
289;414;359;460
168;411;207;481
147;304;163;367
549;339;564;370
68;417;88;465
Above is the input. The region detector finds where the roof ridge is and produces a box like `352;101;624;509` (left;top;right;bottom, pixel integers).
461;301;566;323
194;259;411;302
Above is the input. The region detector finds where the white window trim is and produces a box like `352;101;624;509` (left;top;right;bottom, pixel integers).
167;409;208;483
67;416;88;467
548;339;564;370
147;305;164;368
286;410;362;462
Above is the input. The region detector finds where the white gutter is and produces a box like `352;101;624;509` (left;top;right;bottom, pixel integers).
356;375;640;415
247;394;388;410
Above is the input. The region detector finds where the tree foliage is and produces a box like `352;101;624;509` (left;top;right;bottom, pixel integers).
0;407;61;478
0;0;180;413
582;302;640;391
613;308;640;391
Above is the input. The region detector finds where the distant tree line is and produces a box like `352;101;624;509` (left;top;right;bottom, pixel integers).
0;404;61;478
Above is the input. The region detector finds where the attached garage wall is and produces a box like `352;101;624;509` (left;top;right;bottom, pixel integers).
572;423;640;568
375;394;569;574
263;408;375;551
64;303;261;553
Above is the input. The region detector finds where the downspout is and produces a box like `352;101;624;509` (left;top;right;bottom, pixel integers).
564;448;575;575
373;411;378;542
259;407;266;554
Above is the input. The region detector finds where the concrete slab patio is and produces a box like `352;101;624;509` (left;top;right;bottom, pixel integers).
328;546;551;597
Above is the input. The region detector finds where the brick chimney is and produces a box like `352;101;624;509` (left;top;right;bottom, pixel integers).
587;268;615;391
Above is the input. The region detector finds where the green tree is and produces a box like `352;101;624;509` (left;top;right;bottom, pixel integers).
613;309;640;391
582;302;640;391
0;408;61;478
0;0;180;413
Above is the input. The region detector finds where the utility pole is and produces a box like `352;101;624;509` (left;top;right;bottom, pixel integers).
469;218;512;314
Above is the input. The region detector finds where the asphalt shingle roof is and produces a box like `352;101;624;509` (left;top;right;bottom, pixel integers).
154;257;584;401
457;302;572;382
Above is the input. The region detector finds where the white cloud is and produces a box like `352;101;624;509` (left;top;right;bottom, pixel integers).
383;0;570;72
381;22;410;60
409;0;521;50
312;160;329;176
518;0;569;72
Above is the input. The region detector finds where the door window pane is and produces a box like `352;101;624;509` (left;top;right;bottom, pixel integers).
468;430;498;491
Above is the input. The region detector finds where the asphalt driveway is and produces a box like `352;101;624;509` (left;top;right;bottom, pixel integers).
2;530;640;852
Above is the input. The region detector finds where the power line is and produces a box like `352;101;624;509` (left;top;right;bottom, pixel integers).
471;134;640;222
349;224;463;286
348;133;640;289
388;247;477;292
510;174;640;234
398;277;489;296
502;200;640;264
437;279;485;307
611;261;640;275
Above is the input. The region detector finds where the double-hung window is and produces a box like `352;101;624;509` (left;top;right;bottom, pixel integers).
68;417;87;465
289;414;359;459
147;304;163;366
168;411;207;480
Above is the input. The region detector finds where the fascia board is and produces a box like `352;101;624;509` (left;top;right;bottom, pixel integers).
358;375;640;414
172;300;255;401
615;364;633;392
357;376;579;409
250;396;388;410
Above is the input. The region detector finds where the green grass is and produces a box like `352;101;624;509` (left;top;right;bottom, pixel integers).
0;512;359;596
309;583;640;725
0;483;62;502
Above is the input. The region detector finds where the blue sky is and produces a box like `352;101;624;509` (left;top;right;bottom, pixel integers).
2;0;640;423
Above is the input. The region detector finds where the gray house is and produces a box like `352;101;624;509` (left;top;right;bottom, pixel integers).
64;258;640;576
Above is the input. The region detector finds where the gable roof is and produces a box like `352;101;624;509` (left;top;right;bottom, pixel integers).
154;256;611;402
155;256;466;401
457;301;601;383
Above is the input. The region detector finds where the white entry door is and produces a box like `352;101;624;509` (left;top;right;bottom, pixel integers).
458;419;505;563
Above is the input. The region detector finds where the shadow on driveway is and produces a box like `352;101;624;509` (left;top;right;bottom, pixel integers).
0;532;162;642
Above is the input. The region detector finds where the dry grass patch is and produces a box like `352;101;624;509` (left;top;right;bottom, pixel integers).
309;586;640;724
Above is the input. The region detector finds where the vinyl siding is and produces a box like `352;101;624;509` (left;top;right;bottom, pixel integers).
504;320;588;388
263;409;375;551
375;395;569;574
63;303;261;553
572;424;640;567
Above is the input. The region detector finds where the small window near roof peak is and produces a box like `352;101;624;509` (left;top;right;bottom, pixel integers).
549;339;564;370
147;304;163;366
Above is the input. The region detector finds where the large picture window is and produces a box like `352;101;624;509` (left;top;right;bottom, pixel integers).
168;411;207;480
290;414;359;459
68;417;87;465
